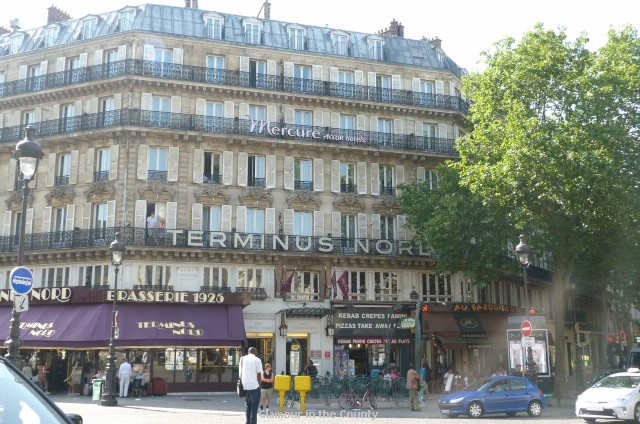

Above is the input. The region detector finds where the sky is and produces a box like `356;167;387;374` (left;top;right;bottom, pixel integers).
3;0;640;72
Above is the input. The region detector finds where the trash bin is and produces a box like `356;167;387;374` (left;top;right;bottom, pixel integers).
92;380;104;401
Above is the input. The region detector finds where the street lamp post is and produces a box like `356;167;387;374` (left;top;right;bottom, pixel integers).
4;125;43;368
515;234;537;382
100;233;125;407
571;281;584;393
410;289;422;371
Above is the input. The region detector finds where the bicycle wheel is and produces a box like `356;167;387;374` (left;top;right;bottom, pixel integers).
339;392;356;410
368;393;377;410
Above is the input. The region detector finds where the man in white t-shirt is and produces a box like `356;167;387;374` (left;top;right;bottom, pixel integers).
239;347;263;424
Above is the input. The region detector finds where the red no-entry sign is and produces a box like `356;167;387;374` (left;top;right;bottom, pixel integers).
521;320;533;337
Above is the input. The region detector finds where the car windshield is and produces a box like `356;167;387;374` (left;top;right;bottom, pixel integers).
0;360;69;423
461;377;494;392
595;375;640;389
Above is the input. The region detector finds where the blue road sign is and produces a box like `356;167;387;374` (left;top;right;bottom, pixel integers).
10;266;34;295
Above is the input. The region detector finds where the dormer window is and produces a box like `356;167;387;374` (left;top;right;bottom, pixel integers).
119;9;136;31
287;25;306;50
204;13;224;39
44;26;59;47
81;18;97;40
10;33;24;54
367;36;384;60
330;31;350;56
243;18;263;44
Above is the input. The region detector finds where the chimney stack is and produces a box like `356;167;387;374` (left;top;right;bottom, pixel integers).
0;27;10;35
192;0;198;8
47;5;71;25
263;1;271;19
377;19;404;38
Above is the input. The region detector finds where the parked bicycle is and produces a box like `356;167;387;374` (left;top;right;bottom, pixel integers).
338;382;377;410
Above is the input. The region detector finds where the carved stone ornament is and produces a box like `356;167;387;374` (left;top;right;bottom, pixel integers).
333;194;363;213
84;181;116;203
45;186;75;207
194;184;229;206
5;191;30;211
372;196;401;214
286;191;319;211
240;188;272;208
138;180;176;202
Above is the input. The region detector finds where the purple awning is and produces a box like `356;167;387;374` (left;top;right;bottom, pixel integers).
0;303;246;348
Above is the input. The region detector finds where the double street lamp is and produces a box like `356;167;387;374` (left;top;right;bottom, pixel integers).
515;234;537;382
100;233;126;407
5;125;43;368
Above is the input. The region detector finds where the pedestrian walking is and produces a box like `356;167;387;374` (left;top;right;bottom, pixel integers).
239;347;263;424
118;357;132;397
407;363;421;412
259;363;274;413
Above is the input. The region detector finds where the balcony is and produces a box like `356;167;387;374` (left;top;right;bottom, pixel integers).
134;284;174;290
565;309;587;323
0;59;470;114
147;170;168;181
294;180;313;191
235;287;267;300
94;170;110;182
200;286;232;292
55;175;70;186
340;183;357;193
380;186;396;196
248;177;266;188
203;174;221;184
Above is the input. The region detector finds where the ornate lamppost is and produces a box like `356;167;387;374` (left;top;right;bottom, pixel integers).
5;125;43;368
100;233;125;406
515;234;538;382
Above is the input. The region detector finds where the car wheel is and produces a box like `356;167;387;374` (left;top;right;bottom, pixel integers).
583;419;596;423
506;412;517;417
527;400;543;417
635;403;640;423
467;401;484;418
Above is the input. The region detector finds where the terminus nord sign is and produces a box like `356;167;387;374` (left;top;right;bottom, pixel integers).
163;231;429;256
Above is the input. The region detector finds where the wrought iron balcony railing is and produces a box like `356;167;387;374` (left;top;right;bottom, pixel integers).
0;227;424;258
340;183;357;193
94;170;110;182
294;180;313;191
147;170;168;181
0;59;470;114
0;109;458;156
380;186;396;196
248;177;266;188
55;175;70;186
200;285;232;292
235;287;268;300
203;174;222;184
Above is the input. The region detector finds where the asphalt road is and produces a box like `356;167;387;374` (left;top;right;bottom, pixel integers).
51;393;602;424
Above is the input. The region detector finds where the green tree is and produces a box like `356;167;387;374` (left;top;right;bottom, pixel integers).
402;24;640;396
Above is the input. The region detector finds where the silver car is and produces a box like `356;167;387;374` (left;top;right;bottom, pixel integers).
576;368;640;422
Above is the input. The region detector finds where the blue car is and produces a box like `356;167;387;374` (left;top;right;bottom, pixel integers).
437;376;545;418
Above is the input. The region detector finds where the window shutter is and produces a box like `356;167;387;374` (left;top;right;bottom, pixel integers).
94;49;104;65
416;166;425;183
393;119;404;135
224;101;235;118
170;96;181;113
40;60;48;74
313;110;323;126
284;108;294;124
313;158;324;192
65;204;75;231
283;209;294;235
265;208;276;234
449;81;456;96
134;200;146;228
437;123;448;139
168;146;179;182
114;93;123;108
191;203;202;230
173;48;183;65
237;152;248;187
107;200;116;227
312;64;322;80
238;103;249;119
435;80;445;95
110;144;119;180
195;98;206;115
2;211;11;236
356;115;366;131
411;78;420;92
354;70;363;85
283;62;294;77
141;93;152;110
42;206;52;232
331;212;341;237
391;75;401;90
166;202;177;229
371;214;381;239
396;165;405;195
415;121;424;136
7;158;16;192
25;208;34;235
18;65;27;80
331;160;340;193
56;57;66;72
239;56;249;72
357;213;368;238
314;211;324;236
397;214;407;240
89;97;98;114
329;67;338;83
222;151;233;185
357;161;367;195
266;60;276;75
83;203;91;229
236;206;247;233
221;204;232;232
283;156;294;190
330;112;339;128
367;72;376;87
46;153;56;187
266;155;276;188
193;149;204;183
369;116;378;132
69;150;79;185
79;53;88;68
118;45;127;60
370;163;379;195
137;144;148;180
143;44;154;61
267;106;277;121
